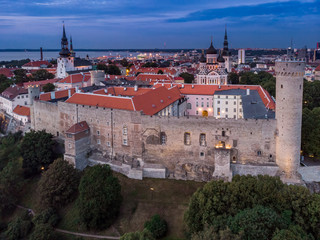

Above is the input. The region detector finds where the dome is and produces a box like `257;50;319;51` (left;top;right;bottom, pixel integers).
206;41;217;54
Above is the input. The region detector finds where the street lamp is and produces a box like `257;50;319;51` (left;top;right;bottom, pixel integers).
150;187;154;200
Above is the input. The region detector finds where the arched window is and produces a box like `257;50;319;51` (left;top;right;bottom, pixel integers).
122;126;128;145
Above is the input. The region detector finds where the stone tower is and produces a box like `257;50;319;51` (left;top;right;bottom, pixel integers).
275;59;305;182
28;85;40;105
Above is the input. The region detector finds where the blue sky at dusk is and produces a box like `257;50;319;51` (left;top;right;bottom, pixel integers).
0;0;319;49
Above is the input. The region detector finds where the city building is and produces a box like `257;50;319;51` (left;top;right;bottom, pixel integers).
238;49;245;64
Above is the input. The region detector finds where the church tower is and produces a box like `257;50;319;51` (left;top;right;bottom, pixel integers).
70;36;76;57
57;24;74;79
222;26;231;72
206;37;218;67
275;59;305;182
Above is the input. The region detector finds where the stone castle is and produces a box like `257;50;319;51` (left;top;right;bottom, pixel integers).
29;59;306;183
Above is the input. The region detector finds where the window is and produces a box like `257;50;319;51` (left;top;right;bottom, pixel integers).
217;107;220;116
201;102;204;107
234;108;236;112
234;96;236;99
222;131;225;137
160;132;167;145
226;96;228;99
200;133;206;146
107;141;111;147
218;96;220;99
97;130;100;135
226;114;228;118
67;134;72;138
200;152;205;157
207;102;209;107
187;103;192;109
234;115;236;118
196;110;199;115
257;150;262;156
217;101;220;104
281;84;283;88
226;101;228;105
184;132;191;145
97;139;101;144
226;108;228;112
196;102;199;107
233;140;237;147
122;126;128;145
234;101;236;105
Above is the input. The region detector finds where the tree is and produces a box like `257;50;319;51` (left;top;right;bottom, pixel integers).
228;206;286;240
38;159;80;208
14;69;29;83
42;83;55;93
180;72;194;83
227;72;239;84
78;165;122;229
144;214;167;238
31;69;55;81
157;70;163;74
120;229;155;240
33;208;60;227
272;225;314;240
191;226;242;240
20;130;55;174
97;63;121;75
302;107;320;157
0;74;13;93
5;212;33;240
120;58;129;67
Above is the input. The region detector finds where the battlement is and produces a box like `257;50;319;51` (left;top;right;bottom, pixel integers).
275;58;306;63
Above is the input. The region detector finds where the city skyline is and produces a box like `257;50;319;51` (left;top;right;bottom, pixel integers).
0;0;319;49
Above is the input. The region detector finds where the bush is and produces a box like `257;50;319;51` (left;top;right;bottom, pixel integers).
38;159;80;208
33;208;60;227
144;214;167;239
78;165;122;229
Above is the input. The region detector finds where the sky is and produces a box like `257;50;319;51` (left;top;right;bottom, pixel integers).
0;0;319;49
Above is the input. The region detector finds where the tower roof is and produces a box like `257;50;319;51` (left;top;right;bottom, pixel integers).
206;37;217;54
217;52;225;63
222;26;231;57
59;24;71;57
200;50;206;63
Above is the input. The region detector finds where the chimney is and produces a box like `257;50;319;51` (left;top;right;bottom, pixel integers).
75;86;79;93
134;85;138;91
192;85;194;88
50;92;55;100
68;89;71;98
181;84;184;88
246;89;250;95
40;47;43;61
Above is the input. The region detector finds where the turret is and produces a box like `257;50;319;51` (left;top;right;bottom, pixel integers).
28;85;40;105
90;70;105;86
70;36;75;57
275;59;305;182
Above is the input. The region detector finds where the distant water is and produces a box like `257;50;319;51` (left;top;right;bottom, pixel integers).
0;51;175;61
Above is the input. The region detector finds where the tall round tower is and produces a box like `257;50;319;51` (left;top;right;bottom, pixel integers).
275;59;305;181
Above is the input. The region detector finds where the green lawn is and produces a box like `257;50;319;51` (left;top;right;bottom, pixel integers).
58;172;204;239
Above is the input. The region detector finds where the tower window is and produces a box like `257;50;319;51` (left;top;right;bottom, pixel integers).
222;131;225;137
257;150;262;156
160;132;167;145
281;84;283;88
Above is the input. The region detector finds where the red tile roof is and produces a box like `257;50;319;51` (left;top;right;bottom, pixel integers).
23;78;59;88
136;74;173;82
22;60;50;68
65;93;135;111
0;68;14;78
39;88;76;101
58;73;90;84
1;86;28;100
93;87;151;97
66;121;89;134
13;105;30;116
132;86;182;115
315;65;320;72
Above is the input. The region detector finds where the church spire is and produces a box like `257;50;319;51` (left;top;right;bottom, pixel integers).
59;23;71;57
222;25;230;56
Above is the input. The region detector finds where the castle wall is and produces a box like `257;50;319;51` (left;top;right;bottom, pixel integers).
32;99;277;181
